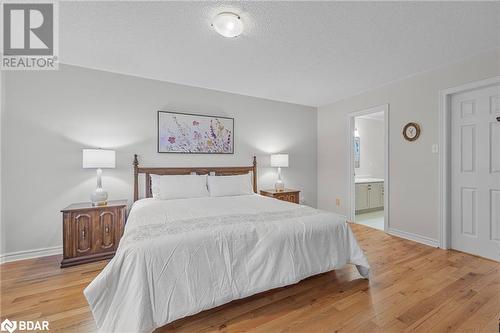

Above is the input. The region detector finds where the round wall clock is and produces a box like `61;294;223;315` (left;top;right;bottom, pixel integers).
402;122;421;141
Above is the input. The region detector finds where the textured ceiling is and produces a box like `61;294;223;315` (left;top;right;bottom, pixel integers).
60;1;500;107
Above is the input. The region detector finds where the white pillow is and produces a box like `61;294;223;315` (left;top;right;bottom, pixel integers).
207;173;254;197
150;174;209;200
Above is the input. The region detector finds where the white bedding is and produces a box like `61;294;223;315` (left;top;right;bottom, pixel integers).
84;194;369;333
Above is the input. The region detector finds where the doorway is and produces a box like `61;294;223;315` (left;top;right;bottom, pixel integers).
347;104;389;232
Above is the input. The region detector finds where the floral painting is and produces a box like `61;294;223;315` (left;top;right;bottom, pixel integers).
158;111;234;153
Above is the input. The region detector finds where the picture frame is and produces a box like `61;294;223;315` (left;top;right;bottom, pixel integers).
157;111;234;154
354;136;360;168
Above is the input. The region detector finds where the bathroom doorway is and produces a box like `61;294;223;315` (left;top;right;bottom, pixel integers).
347;104;389;231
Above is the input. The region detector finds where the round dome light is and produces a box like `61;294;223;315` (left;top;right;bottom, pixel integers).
212;12;243;38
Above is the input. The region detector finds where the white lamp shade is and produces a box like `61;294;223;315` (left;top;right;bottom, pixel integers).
82;149;116;169
270;154;289;168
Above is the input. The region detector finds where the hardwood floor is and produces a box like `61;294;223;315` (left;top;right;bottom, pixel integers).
1;224;499;332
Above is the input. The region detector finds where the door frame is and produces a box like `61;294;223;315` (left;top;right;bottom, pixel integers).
438;76;500;249
347;104;389;232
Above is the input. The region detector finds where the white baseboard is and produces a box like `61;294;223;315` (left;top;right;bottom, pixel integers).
387;228;439;248
0;246;62;264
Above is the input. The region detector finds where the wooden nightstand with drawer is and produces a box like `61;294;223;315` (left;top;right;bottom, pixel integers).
61;200;127;268
260;189;300;204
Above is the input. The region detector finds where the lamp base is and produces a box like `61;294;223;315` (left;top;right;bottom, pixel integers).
91;188;108;206
275;180;285;192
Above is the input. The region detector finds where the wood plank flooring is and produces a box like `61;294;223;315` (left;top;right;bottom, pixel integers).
1;224;499;332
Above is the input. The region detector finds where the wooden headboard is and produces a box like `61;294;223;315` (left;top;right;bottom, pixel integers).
133;154;257;202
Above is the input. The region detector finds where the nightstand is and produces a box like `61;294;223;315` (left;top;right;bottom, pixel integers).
61;200;127;268
260;189;300;204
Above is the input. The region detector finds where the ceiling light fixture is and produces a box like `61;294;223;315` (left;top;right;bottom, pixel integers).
212;12;243;38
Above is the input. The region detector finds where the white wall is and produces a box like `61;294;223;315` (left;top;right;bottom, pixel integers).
355;117;384;178
1;64;317;258
318;49;500;242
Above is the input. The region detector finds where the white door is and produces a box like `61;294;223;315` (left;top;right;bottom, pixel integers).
451;84;500;261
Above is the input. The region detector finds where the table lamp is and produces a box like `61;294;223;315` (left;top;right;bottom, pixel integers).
270;154;289;192
82;149;115;206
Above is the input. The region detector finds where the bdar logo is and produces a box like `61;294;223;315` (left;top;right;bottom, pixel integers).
0;319;17;333
0;319;49;332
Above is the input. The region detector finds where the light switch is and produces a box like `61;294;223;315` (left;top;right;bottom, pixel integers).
432;144;439;153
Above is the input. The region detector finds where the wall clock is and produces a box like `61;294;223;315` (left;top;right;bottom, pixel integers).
402;122;421;141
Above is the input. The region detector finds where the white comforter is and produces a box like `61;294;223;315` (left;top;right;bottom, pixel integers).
84;195;369;333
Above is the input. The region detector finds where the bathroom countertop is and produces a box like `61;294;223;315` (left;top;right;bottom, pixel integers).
355;177;384;184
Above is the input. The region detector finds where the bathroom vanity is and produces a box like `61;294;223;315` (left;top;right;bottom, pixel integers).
355;178;384;213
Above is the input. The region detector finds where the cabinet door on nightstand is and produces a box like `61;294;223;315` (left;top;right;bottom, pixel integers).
71;212;94;257
289;193;299;204
93;208;124;254
355;184;369;210
275;194;288;202
276;193;299;204
284;193;298;204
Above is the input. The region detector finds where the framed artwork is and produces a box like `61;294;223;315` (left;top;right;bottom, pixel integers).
354;137;360;168
157;111;234;154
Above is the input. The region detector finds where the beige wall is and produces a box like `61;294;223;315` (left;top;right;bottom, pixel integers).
318;49;500;242
1;65;317;258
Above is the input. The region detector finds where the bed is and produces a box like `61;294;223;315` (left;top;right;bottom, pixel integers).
84;156;370;333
